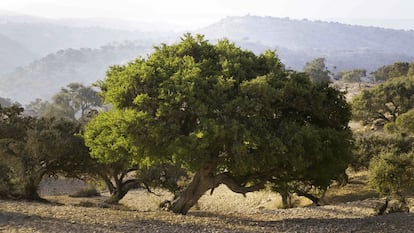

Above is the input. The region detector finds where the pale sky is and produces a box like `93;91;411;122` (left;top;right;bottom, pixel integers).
0;0;413;29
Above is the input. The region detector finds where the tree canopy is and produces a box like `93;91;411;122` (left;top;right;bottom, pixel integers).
371;62;411;82
89;34;353;214
351;76;414;126
36;83;102;120
0;105;93;199
336;69;366;83
303;57;331;84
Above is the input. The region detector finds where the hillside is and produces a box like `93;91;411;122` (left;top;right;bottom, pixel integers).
2;14;414;103
0;21;166;57
197;16;414;70
0;13;178;71
0;33;38;75
0;41;153;104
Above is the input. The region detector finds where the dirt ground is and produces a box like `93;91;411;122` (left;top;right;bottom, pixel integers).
1;176;414;233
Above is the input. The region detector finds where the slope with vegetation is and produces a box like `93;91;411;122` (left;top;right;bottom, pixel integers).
0;33;38;75
197;15;414;71
0;41;154;103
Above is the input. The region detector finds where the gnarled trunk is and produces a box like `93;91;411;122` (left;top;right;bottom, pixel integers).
21;169;46;200
170;165;266;215
170;165;218;214
105;178;141;204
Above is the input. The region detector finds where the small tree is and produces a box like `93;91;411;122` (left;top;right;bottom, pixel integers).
303;57;331;84
24;98;50;117
352;132;414;170
43;83;101;120
83;109;142;203
393;109;414;135
351;76;414;127
369;151;414;211
337;69;366;83
371;62;409;82
0;105;94;200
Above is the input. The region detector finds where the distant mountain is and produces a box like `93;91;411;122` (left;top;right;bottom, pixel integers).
0;21;165;56
0;33;38;75
0;13;177;56
2;14;414;103
0;41;153;103
197;16;414;71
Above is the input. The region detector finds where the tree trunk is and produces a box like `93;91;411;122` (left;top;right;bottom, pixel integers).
22;175;43;200
105;179;141;204
295;189;321;206
170;165;266;215
280;192;292;209
21;169;47;201
106;188;129;204
99;174;115;194
170;166;218;214
23;181;41;200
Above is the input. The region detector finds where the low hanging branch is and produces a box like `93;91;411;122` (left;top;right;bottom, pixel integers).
213;172;267;197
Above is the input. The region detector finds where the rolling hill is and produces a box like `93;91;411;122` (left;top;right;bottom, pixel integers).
0;41;154;104
197;16;414;70
2;14;414;104
0;33;38;75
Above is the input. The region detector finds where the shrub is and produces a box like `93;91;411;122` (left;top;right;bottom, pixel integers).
353;133;414;170
369;151;414;196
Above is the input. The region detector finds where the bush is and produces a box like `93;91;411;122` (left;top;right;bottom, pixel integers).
369;151;414;196
353;133;414;170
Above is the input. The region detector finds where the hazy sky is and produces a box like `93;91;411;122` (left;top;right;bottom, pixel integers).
1;0;414;29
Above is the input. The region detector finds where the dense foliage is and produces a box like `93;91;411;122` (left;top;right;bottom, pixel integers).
371;62;413;82
353;133;414;170
336;69;366;83
25;83;102;120
369;151;414;197
0;105;93;199
303;57;331;84
351;76;414;126
88;34;353;214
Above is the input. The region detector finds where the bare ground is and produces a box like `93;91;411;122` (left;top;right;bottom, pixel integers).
1;179;414;233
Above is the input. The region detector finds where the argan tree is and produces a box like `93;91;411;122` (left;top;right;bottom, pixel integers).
369;151;414;213
0;105;93;200
371;62;410;82
351;76;414;126
337;69;366;83
92;34;353;214
303;57;331;84
42;83;101;120
84;109;146;203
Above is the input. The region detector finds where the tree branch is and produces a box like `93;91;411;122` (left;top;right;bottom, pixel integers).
143;182;162;197
214;172;266;197
376;112;390;122
119;166;139;181
122;178;142;190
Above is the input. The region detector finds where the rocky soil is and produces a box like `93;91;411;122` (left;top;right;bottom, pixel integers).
1;182;414;233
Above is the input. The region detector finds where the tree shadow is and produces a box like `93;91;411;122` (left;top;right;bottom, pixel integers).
188;210;414;232
2;204;414;233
